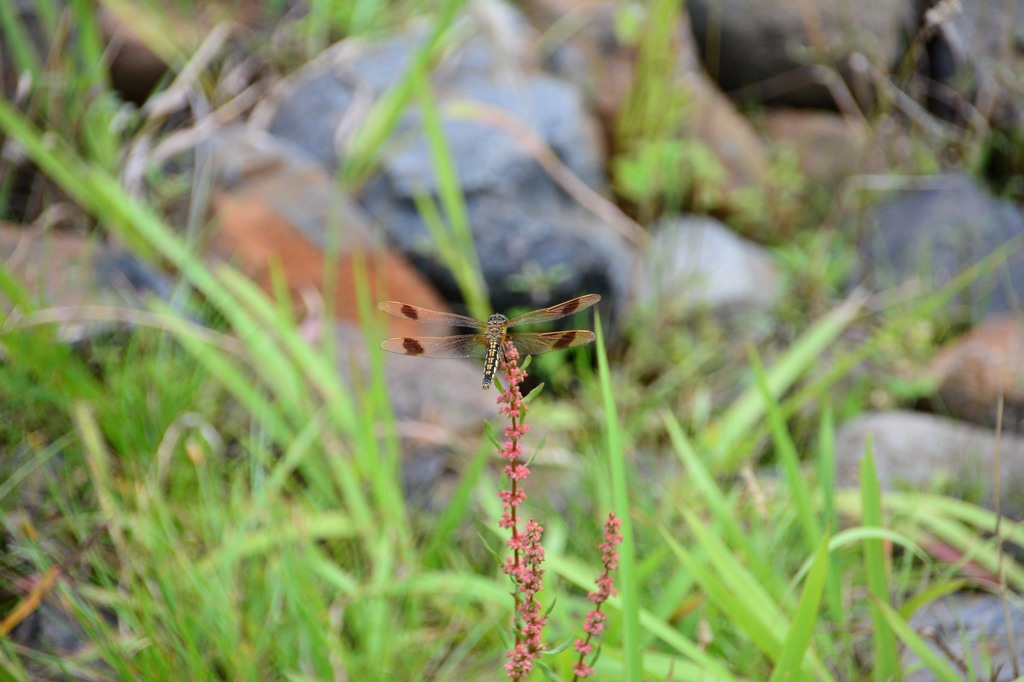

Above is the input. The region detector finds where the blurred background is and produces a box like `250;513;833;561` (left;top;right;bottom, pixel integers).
2;1;1024;679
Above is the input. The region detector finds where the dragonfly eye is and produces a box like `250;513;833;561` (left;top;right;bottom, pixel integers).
488;314;509;325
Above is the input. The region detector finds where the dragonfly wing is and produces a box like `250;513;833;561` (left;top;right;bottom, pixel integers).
506;294;601;327
508;330;597;356
378;301;485;329
380;334;488;358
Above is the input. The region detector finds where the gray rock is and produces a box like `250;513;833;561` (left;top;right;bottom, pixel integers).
265;72;357;170
905;593;1024;682
927;0;1024;128
0;225;173;344
257;4;631;314
687;0;917;108
630;216;781;321
851;174;1024;325
353;66;624;312
835;410;1024;518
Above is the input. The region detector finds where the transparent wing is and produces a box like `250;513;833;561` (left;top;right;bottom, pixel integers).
508;330;597;356
378;301;485;329
506;294;601;328
380;334;488;358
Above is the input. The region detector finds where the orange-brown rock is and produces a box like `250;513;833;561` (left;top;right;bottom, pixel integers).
211;194;446;339
205;128;448;339
927;316;1024;430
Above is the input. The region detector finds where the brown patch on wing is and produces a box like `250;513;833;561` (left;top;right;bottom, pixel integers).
400;304;419;320
553;330;580;349
402;338;425;355
554;299;581;316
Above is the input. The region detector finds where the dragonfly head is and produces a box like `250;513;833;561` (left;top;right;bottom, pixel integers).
487;313;509;326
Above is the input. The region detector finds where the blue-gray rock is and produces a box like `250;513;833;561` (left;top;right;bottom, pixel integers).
265;72;357;170
852;174;1024;324
259;6;631;313
359;69;628;311
926;0;1024;128
686;0;916;108
835;410;1024;518
630;216;781;321
906;593;1024;682
0;225;173;343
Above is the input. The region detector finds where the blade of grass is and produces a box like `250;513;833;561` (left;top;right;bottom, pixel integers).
705;291;866;471
671;513;783;640
216;267;359;436
660;524;781;672
662;410;785;595
670;511;835;681
340;0;465;185
0;3;43;78
749;345;821;550
0;433;73;505
165;306;295;445
860;441;900;682
594;311;642;680
352;250;410;541
817;400;846;630
915;514;1024;591
412;72;488;320
768;533;831;682
898;579;967;622
423;438;492;567
874;598;962;682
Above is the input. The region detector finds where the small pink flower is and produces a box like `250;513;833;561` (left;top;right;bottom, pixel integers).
573;639;593;655
572;661;594;678
583;609;607;636
505;644;533;677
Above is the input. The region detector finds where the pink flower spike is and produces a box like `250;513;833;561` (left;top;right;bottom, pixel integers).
573;661;594;678
571;512;623;681
497;339;549;680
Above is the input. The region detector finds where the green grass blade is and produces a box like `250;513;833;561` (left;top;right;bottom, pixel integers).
817;400;846;630
0;2;43;78
673;512;784;640
874;598;962;682
769;533;831;682
412;72;488;320
423;439;492;567
340;0;464;185
749;345;821;550
594;311;642;679
706;291;865;470
661;523;781;661
548;552;736;678
662;410;783;593
860;442;900;681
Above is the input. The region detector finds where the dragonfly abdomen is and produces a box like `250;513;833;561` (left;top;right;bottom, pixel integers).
482;315;508;389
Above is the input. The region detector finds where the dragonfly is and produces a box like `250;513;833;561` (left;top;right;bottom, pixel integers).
378;294;601;389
